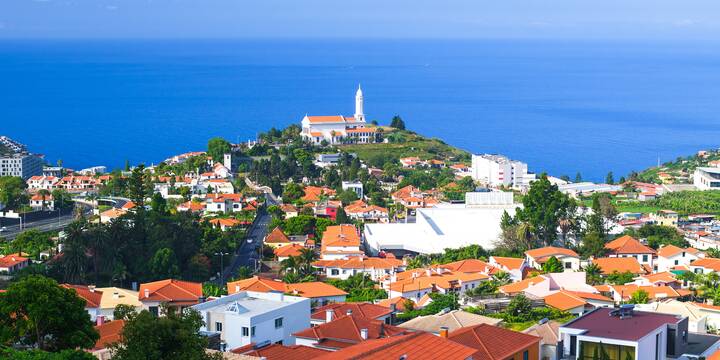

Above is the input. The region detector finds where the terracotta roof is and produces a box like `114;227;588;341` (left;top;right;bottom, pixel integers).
499;275;545;294
311;302;393;322
592;257;646;275
93;320;125;350
490;256;525;270
399;310;502;333
312;331;478;360
543;290;611;311
611;285;684;300
138;279;202;303
388;271;488;293
302;186;336;202
346;127;377;134
605;235;656;255
657;245;699;258
274;243;304;258
524;321;561;346
639;272;678;284
235;344;330;359
121;201;136;210
178;201;205;212
312;256;403;270
286;282;348;299
440;259;494;274
265;227;291;244
448;324;540;360
293;314;407;349
227;276;286;294
525;246;579;262
208;218;242;228
321;224;360;248
61;284;103;308
690;257;720;272
0;253;29;268
280;203;298;213
100;208;127;219
30;193;53;201
376;296;414;312
306;115;346;124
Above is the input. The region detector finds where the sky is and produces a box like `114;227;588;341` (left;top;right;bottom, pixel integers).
2;0;720;40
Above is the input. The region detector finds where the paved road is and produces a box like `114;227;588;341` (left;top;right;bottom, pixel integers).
218;193;277;283
0;213;77;240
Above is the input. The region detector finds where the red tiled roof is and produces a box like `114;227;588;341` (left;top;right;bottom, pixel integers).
0;253;29;268
274;243;304;258
311;302;393;322
61;284;103;308
690;257;720;272
226;276;346;299
499;276;545;294
235;344;330;359
286;282;348;299
265;227;291;244
321;224;360;249
448;324;540;360
490;256;525;270
293;314;407;349
312;256;403;270
592;257;646;275
312;331;477;360
605;235;656;255
440;259;494;273
525;246;579;262
94;320;125;350
227;276;286;294
138;279;202;303
377;296;415;312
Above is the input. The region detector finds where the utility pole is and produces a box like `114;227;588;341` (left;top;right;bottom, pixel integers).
215;251;229;282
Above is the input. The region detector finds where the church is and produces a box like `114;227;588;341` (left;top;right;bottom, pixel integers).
300;86;378;145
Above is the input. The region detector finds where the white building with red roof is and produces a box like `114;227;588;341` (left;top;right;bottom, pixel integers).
0;253;30;274
656;245;704;272
300;86;377;145
29;193;54;211
312;256;405;281
26;175;59;191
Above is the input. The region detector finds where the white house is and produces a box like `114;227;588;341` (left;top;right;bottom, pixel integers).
300;86;377;145
320;225;364;260
29;193;55;211
191;291;311;350
656;245;703;272
205;193;244;213
524;246;581;271
312;256;405;281
694;167;720;190
386;267;488;300
26;175;58;191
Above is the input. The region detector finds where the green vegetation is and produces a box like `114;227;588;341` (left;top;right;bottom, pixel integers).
0;276;99;351
0;175;28;210
1;229;55;258
629;289;649;304
466;294;574;331
625;224;688;249
606;271;635;285
650;191;720;214
396;293;458;321
326;273;387;302
0;348;96;360
541;256;565;273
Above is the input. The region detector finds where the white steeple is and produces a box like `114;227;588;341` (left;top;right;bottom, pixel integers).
354;84;364;122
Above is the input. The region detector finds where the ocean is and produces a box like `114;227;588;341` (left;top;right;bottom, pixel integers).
2;39;720;181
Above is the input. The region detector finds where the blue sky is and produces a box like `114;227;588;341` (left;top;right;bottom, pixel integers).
1;0;720;39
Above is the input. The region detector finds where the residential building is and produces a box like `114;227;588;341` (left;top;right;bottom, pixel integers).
604;235;656;270
302;186;336;203
592;257;647;276
471;154;535;189
365;203;519;255
694;167;720;190
525;246;581;271
398;309;502;334
690;257;720;275
558;307;720;360
191;291;311;350
390;185;440;209
312;256;405;281
543;290;613;315
0;153;43;179
650;210;680;228
26;175;58;191
386;267;488;300
448;324;541;360
279;203;299;218
232;343;330;359
499;272;599;298
274;243;305;261
311;331;478;360
341;181;364;199
0;253;30;274
310;302;394;325
320;224;363;260
95;287;142;320
138;279;202;315
92;320;125;360
205;193;244;213
300;86;377;145
264;227;292;249
635;300;709;333
344;200;389;223
61;284;103;321
293;314;407;351
227;276;347;307
28;193;54;211
524;320;562;360
656;246;703;272
208;218;246;231
488;256;527;282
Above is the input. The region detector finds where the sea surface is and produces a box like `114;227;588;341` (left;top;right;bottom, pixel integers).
2;39;720;181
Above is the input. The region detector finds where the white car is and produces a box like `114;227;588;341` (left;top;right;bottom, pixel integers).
246;239;253;243
0;226;6;232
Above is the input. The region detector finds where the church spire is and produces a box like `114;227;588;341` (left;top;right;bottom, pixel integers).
354;84;364;122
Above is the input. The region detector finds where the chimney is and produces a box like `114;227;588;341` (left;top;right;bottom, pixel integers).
425;269;432;277
439;326;449;338
88;285;96;292
346;309;353;316
235;285;240;293
326;309;334;323
96;315;105;326
144;288;149;299
360;328;368;340
112;292;119;299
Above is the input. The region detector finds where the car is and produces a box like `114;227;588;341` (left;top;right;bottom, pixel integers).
0;226;6;232
246;239;253;243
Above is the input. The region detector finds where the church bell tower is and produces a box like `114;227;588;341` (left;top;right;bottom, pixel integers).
354;84;365;122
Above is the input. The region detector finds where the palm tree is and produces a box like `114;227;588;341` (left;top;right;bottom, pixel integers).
37;189;51;211
492;271;512;286
62;220;88;284
298;248;318;276
516;222;535;251
280;256;300;275
583;263;603;285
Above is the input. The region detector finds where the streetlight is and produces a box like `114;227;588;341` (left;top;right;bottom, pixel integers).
215;252;229;281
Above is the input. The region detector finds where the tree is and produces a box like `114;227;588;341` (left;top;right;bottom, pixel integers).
583;263;603;285
297;247;318;276
390;115;406;130
283;215;315;235
0;175;27;209
607;271;634;285
629;289;650;304
338;189;359;206
110;307;221;360
605;172;614;185
207;137;231;163
0;348;96;360
282;183;305;203
113;304;138;321
542;256;565;273
0;275;99;351
149;248;180;279
336;206;350;224
6;229;54;258
575;172;582;183
61;221;88;284
505;294;533;319
514;174;573;246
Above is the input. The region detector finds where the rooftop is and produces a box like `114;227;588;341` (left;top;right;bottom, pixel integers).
399;309;502;333
191;291;308;316
448;323;540;360
561;307;682;341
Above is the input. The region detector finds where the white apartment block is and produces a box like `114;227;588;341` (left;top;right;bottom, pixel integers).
471;154;535;189
0;153;43;179
191;291;311;351
693;167;720;190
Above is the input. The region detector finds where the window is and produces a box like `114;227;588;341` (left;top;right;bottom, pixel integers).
251;326;256;337
579;341;635;360
642;255;648;262
242;327;249;337
275;318;283;329
215;322;223;332
674;260;679;265
523;350;529;360
149;306;159;317
565;262;572;269
331;269;340;276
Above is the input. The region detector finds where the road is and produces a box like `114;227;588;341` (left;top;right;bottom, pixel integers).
218;193;277;283
0;212;77;240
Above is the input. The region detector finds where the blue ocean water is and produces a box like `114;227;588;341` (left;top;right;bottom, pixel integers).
2;39;720;181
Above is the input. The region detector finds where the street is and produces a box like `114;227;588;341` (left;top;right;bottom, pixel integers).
0;213;77;240
218;192;277;283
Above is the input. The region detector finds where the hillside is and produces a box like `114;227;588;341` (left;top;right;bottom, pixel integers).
634;149;720;184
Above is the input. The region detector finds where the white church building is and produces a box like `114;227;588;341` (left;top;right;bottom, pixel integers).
301;86;378;145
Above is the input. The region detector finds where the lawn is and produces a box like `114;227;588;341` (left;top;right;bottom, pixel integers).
503;314;576;331
339;129;470;165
